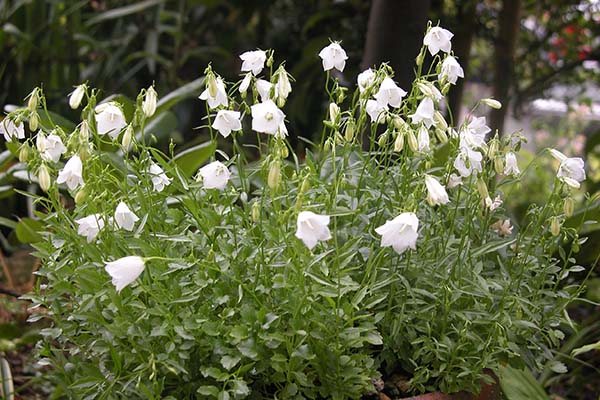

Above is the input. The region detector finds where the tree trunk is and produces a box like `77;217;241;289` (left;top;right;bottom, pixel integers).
447;0;477;120
490;0;522;135
361;0;431;91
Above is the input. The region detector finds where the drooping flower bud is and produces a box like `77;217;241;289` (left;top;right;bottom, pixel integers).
563;197;575;217
122;124;134;152
344;119;355;142
251;201;260;222
19;144;30;163
28;112;39;132
329;103;340;125
74;187;87;205
407;130;418;153
267;159;281;190
69;84;86;109
487;139;499;159
434;128;448;144
394;131;404;152
477;178;489;199
207;71;218;98
38;164;51;192
377;132;388;148
142;86;158;118
550;217;561;237
494;157;504;175
482;98;502;109
433;111;448;131
27;88;39;111
79;120;90;141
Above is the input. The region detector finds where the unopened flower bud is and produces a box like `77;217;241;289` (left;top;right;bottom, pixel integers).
407;130;418;152
207;73;218;98
378;132;388;147
28;112;39;132
329;103;340;125
416;50;425;67
550;217;561;237
563;197;575;217
433;111;448;131
74;188;87;204
394;131;404;152
251;201;260;222
266;55;274;68
300;176;310;194
38;164;51;192
337;91;345;104
142;86;158;118
392;116;405;130
79;143;92;161
19;145;30;163
482;98;502;109
79;121;90;141
69;84;86;109
28;88;39;111
477;178;489;199
494;157;504;175
344;119;355;142
36;132;46;153
434;128;448;144
122;125;134;152
267;160;281;190
487;140;499;158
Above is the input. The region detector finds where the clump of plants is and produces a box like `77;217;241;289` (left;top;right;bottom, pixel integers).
2;23;592;399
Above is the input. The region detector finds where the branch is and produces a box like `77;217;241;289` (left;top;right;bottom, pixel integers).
0;283;22;298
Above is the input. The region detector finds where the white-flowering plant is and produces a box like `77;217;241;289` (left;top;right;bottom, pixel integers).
10;22;593;399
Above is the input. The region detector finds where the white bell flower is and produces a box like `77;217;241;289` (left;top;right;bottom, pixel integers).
212;110;242;138
95;102;127;139
239;73;253;94
142;86;158;118
423;26;453;56
439;56;464;85
256;79;273;101
425;175;449;206
409;97;435;128
357;68;376;93
375;212;419;255
417;125;430;152
374;77;407;108
0;119;25;141
199;77;228;109
240;50;267;75
57;155;84;190
37;133;67;163
75;214;105;243
318;42;348;72
504;152;520;176
251;100;285;135
69;84;86;109
295;211;332;250
454;147;483;177
550;149;586;186
105;256;145;293
114;202;140;231
199;161;231;190
148;162;171;192
366;99;388;124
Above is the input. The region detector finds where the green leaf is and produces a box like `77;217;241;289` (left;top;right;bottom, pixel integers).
220;355;240;371
197;385;219;397
37;111;76;133
86;0;165;26
15;218;43;244
172;141;216;178
499;365;549;400
155;77;205;116
0;217;17;230
572;339;600;357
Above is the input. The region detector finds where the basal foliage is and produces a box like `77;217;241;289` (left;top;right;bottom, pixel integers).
4;23;590;399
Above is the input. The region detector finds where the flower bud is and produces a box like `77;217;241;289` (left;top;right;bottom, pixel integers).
394;131;404;152
79;120;90;141
69;84;86;109
74;187;87;204
300;176;310;194
487;140;499;158
550;217;561;237
415;50;425;67
142;86;158;118
407;130;418;153
433;111;448;131
477;178;489;199
29;112;39;132
27;88;39;111
267;160;281;190
392;116;405;130
207;72;218;98
344;119;355;142
19;145;30;163
377;132;388;148
122;125;134;152
329;103;340;125
36;132;46;153
38;164;51;192
279;144;289;159
434;128;448;144
482;98;502;109
266;55;274;68
494;157;504;175
251;201;260;222
563;197;575;217
79;143;92;162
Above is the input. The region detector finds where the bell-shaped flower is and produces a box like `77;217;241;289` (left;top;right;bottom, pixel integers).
75;214;105;243
251;100;285;135
374;78;407;108
447;173;463;189
375;212;419;255
425;175;449;206
318;42;348;72
57;155;84;190
199;77;228;109
454;147;483;177
357;68;376;93
114;202;139;231
439;56;464;85
240;50;267;75
69;84;86;109
142;86;158;118
148;162;171;192
295;211;332;250
95;102;127;139
256;79;273;101
199;161;231;190
37;133;67;163
417;125;430;152
504;152;520;176
212;110;242;138
274;67;292;106
0;119;25;141
409;97;435;128
423;26;453;56
366;99;388;124
492;219;513;236
105;256;145;293
459;116;490;149
550;149;586;186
